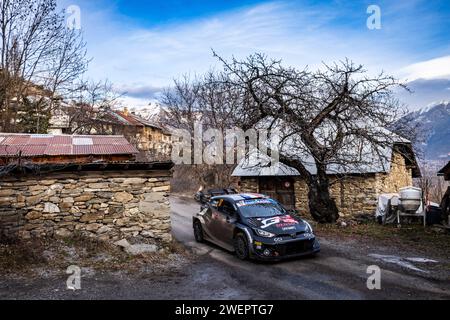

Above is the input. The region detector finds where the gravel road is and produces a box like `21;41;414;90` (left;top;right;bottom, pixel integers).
1;196;449;300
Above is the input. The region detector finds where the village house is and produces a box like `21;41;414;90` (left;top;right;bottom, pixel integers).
48;107;172;160
233;140;421;217
110;108;172;159
0;133;173;243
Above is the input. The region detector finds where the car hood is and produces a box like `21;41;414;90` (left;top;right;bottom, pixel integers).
245;214;309;235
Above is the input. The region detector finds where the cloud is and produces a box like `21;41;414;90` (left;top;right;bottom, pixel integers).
57;0;450;111
397;78;450;110
116;84;164;100
400;56;450;81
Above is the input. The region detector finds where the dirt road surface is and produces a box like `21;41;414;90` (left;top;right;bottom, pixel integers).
1;196;449;300
170;196;450;300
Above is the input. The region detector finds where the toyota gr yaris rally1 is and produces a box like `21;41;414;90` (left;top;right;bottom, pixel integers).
192;193;320;261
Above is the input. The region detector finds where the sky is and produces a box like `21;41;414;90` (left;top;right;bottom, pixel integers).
57;0;450;111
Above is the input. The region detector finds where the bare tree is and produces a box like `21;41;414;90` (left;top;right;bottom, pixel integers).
65;79;122;134
214;53;414;223
166;53;412;223
0;0;88;133
161;73;242;190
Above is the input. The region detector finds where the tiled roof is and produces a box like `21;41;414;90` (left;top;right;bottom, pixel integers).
113;111;164;130
0;134;139;157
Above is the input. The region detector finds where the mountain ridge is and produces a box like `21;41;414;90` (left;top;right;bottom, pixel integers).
397;101;450;160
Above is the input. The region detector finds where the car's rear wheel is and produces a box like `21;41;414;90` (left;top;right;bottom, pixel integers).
234;233;249;260
193;221;204;243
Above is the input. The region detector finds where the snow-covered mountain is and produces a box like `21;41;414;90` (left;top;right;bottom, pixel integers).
397;101;450;160
129;100;165;121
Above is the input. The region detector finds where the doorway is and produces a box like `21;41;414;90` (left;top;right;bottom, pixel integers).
259;177;296;209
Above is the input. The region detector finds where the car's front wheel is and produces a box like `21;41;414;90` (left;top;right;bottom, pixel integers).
193;220;204;243
234;233;250;260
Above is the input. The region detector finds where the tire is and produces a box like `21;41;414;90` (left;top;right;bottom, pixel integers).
234;233;250;260
193;221;204;243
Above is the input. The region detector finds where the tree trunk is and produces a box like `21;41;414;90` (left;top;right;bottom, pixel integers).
307;175;340;223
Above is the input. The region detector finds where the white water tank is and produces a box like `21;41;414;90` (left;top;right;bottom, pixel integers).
399;187;422;213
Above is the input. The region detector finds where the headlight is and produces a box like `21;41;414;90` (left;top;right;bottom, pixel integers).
254;229;276;238
304;221;313;233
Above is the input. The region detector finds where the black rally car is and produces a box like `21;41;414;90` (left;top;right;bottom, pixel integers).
192;193;320;261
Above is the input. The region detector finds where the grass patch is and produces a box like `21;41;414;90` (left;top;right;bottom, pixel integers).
0;239;47;272
0;235;191;276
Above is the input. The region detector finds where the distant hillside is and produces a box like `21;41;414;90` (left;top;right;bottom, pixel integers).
396;101;450;160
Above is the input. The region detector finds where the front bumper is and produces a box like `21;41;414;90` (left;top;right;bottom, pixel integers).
250;236;320;261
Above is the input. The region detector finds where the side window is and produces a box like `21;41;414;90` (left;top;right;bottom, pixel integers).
210;199;219;209
219;200;236;216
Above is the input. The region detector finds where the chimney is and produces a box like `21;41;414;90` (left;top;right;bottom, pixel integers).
123;107;129;116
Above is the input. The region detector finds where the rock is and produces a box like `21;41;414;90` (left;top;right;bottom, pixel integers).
85;223;102;232
125;244;158;255
127;207;140;215
120;226;142;233
25;211;42;220
60;202;73;210
43;203;60;213
114;192;134;203
40;180;57;186
26;195;42;206
97;226;112;234
338;221;348;227
62;197;74;203
114;239;131;248
123;178;147;185
70;206;80;214
74;194;94;202
115;218;130;227
88;183;110;189
141;230;155;238
152;186;170;192
97;192;113;199
80;213;104;223
0;189;14;197
49;197;61;203
55;228;72;238
29;185;47;192
50;184;64;190
0;197;15;205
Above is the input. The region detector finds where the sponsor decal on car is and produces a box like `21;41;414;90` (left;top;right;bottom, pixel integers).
258;215;299;229
236;199;276;207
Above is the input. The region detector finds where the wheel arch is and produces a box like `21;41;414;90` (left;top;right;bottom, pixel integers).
233;225;253;244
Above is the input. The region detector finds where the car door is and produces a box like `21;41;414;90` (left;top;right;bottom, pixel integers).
202;199;219;239
216;200;238;247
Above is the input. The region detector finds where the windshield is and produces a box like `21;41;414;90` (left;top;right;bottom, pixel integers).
236;199;287;218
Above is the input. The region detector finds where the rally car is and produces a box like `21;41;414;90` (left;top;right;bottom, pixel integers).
192;193;320;261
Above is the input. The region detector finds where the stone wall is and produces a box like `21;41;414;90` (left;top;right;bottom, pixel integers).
0;170;172;243
293;175;381;216
239;177;259;193
240;151;414;217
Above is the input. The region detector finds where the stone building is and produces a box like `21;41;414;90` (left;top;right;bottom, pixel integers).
48;107;172;160
0;133;173;243
111;108;173;159
233;142;420;217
